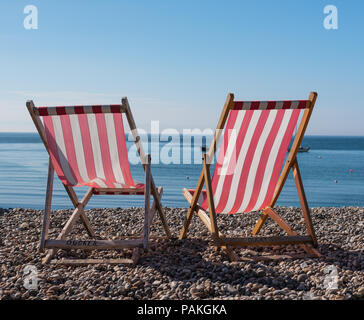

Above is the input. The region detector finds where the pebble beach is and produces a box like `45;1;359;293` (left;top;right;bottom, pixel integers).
0;206;363;300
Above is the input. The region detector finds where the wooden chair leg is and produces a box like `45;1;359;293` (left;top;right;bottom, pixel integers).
264;207;321;258
179;94;235;240
202;156;238;261
131;248;141;266
138;187;163;237
42;188;94;264
182;188;238;261
179;172;205;239
179;206;196;239
203;154;221;248
179;174;208;240
79;211;98;239
251;212;269;235
150;179;171;239
63;185;98;238
40;159;54;251
292;160;318;247
123;97;170;239
264;207;297;235
143;155;151;249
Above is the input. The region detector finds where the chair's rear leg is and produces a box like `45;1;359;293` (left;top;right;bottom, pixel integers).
180;206;196;239
252;212;269;235
79;211;98;239
264;207;321;258
292;160;318;247
151;180;171;239
64;185;98;239
264;207;296;235
131;248;141;266
179;171;206;239
154;190;171;239
139;187;162;238
131;186;162;264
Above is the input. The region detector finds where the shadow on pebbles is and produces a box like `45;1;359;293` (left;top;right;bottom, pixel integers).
0;206;363;300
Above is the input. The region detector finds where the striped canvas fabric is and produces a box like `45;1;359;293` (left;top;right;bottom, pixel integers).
195;100;306;214
40;105;143;190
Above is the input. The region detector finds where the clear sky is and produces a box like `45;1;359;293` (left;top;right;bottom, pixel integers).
0;0;363;135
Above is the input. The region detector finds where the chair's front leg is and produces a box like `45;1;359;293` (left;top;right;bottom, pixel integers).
42;188;94;264
40;158;54;251
202;154;220;241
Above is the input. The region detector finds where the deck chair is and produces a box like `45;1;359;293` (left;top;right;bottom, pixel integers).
179;92;320;261
27;97;171;265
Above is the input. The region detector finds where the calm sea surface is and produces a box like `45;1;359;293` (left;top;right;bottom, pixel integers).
0;133;363;209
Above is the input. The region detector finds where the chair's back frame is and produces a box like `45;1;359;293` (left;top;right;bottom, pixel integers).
27;98;149;166
269;92;317;207
206;92;317;207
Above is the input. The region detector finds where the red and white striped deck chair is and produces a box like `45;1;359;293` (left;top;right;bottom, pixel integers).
27;97;171;265
180;92;320;260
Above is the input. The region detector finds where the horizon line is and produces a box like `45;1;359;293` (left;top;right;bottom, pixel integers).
0;131;364;138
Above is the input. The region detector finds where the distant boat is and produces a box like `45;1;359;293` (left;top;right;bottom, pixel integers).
298;146;310;153
288;146;310;153
288;124;310;153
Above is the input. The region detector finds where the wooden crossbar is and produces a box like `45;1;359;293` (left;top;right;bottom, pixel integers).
44;239;143;250
220;236;313;247
93;188;145;195
51;258;137;266
34;104;126;116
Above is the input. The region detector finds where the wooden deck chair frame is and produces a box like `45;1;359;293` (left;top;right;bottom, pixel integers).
179;92;320;261
27;97;171;265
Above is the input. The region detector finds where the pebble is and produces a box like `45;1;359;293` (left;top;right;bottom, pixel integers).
190;287;203;298
259;286;269;295
297;283;306;291
226;285;239;295
19;222;29;230
47;286;60;294
357;287;364;297
0;206;363;300
297;274;308;282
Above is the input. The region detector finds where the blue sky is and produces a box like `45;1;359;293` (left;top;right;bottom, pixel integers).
0;0;363;135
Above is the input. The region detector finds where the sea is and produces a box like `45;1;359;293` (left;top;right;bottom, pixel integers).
0;133;363;210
